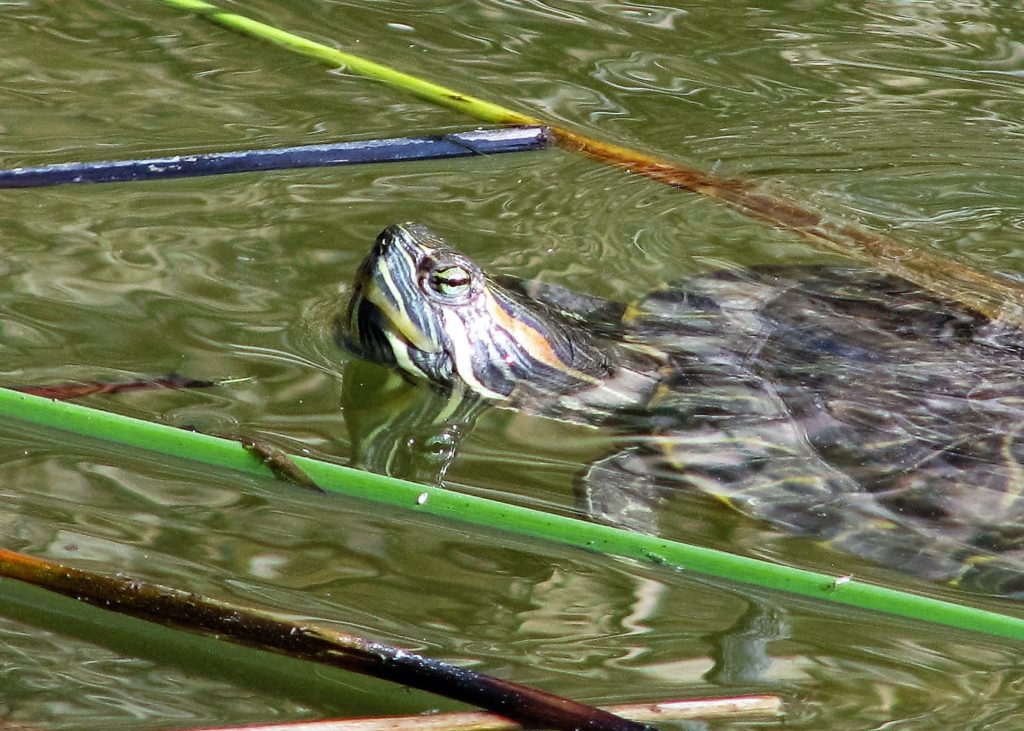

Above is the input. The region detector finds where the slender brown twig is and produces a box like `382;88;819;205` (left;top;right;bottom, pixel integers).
0;549;653;731
9;373;213;400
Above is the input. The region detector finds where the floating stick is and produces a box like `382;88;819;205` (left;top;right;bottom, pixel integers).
0;548;651;731
0;127;549;188
181;695;783;731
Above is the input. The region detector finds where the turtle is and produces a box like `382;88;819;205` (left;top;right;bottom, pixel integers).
340;222;1024;597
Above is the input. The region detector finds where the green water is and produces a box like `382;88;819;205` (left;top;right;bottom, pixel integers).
2;1;1024;729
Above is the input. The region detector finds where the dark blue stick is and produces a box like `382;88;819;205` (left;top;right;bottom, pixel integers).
0;126;549;188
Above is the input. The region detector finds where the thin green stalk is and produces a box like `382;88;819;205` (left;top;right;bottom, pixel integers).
156;0;534;127
1;385;1023;641
155;0;1024;322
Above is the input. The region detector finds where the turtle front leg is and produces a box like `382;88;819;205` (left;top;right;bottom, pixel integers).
342;359;487;487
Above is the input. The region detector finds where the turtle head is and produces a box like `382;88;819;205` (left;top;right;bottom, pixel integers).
343;223;611;400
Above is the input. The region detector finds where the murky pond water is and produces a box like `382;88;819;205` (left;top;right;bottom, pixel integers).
2;1;1024;729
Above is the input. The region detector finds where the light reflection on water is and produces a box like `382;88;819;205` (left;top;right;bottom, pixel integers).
2;0;1024;729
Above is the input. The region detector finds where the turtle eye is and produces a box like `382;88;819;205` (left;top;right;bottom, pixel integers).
426;263;473;299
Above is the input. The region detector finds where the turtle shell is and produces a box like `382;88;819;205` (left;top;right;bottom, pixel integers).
582;265;1024;594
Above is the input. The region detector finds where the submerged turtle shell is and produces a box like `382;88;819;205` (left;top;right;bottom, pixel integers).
580;265;1024;593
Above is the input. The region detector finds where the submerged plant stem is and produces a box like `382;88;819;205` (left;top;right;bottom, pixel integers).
156;0;1024;321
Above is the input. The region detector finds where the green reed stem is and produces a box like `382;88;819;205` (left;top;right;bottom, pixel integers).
2;385;1023;641
155;0;1024;322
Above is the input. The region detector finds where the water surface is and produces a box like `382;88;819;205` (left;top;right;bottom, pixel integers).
2;1;1024;729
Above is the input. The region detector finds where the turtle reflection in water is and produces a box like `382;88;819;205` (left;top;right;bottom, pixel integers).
341;222;1024;596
